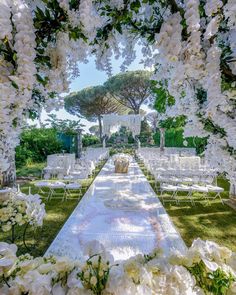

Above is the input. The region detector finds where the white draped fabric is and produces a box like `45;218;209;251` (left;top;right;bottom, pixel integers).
102;114;141;137
45;157;186;261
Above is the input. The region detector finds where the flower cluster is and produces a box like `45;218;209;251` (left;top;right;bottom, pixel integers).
0;239;235;295
0;192;46;233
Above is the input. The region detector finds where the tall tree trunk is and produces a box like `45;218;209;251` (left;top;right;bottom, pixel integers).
75;131;83;159
98;115;103;142
134;107;140;114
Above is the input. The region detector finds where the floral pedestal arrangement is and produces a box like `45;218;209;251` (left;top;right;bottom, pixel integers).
113;154;130;173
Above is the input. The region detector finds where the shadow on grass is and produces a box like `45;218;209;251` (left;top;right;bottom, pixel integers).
137;159;236;252
1;160;107;257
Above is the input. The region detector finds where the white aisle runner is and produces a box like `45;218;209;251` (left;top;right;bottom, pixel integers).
45;158;186;261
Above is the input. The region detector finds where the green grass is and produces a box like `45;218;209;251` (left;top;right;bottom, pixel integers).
1;160;106;257
137;161;236;252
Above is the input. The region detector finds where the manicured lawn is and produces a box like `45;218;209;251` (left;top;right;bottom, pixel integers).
0;160;106;257
138;161;236;252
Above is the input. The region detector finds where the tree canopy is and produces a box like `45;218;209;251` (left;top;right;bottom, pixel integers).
104;70;153;114
64;85;126;141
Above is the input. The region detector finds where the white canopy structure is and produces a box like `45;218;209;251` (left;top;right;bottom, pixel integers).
102;114;142;138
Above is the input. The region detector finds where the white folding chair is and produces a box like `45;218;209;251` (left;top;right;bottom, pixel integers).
160;183;178;204
206;185;224;204
191;184;209;201
64;182;82;200
176;184;194;205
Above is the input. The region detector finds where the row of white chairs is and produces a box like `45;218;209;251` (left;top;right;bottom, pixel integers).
35;180;83;201
42;148;109;181
136;150;224;205
159;183;224;205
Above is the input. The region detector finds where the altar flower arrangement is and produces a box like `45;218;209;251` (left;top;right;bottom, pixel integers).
113;154;131;174
0;192;46;242
0;239;235;295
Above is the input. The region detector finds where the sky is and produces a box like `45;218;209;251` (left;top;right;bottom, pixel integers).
34;46;148;133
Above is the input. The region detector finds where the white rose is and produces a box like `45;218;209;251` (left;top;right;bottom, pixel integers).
37;262;54;274
90;276;97;286
15;213;22;223
54;257;74;273
2;224;12;232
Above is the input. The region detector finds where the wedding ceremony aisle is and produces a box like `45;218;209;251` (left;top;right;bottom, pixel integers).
46;157;186;261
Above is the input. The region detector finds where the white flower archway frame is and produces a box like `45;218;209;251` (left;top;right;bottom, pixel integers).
102;114;142;138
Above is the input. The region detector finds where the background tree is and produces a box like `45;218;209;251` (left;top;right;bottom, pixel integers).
89;125;100;138
104;70;153;114
45;114;85;136
64;85;126;141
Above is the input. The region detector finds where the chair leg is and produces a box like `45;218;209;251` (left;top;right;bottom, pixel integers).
188;191;195;206
160;190;164;203
215;192;224;204
173;191;178;205
47;188;53;201
62;189;68;201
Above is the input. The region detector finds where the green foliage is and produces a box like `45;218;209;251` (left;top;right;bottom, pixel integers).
107;126;134;145
153;128;207;155
16;162;45;178
15;128;63;167
139;118;153;143
78;254;115;295
82;134;100;147
65;85;124;119
159;116;186;129
109;147;135;157
187;261;235;295
46;114;85;135
104;70;152;114
152;81;175;113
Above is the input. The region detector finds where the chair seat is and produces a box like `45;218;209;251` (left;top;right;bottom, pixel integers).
191;185;208;193
161;184;177;191
169;177;182;183
177;185;191;192
49;182;66;189
206;185;224;192
35;181;52;187
66;183;81;190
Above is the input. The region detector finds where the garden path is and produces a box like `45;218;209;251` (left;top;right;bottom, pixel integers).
45;157;186;261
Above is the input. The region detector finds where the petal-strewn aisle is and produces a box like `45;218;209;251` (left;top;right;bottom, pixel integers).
46;157;186;260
